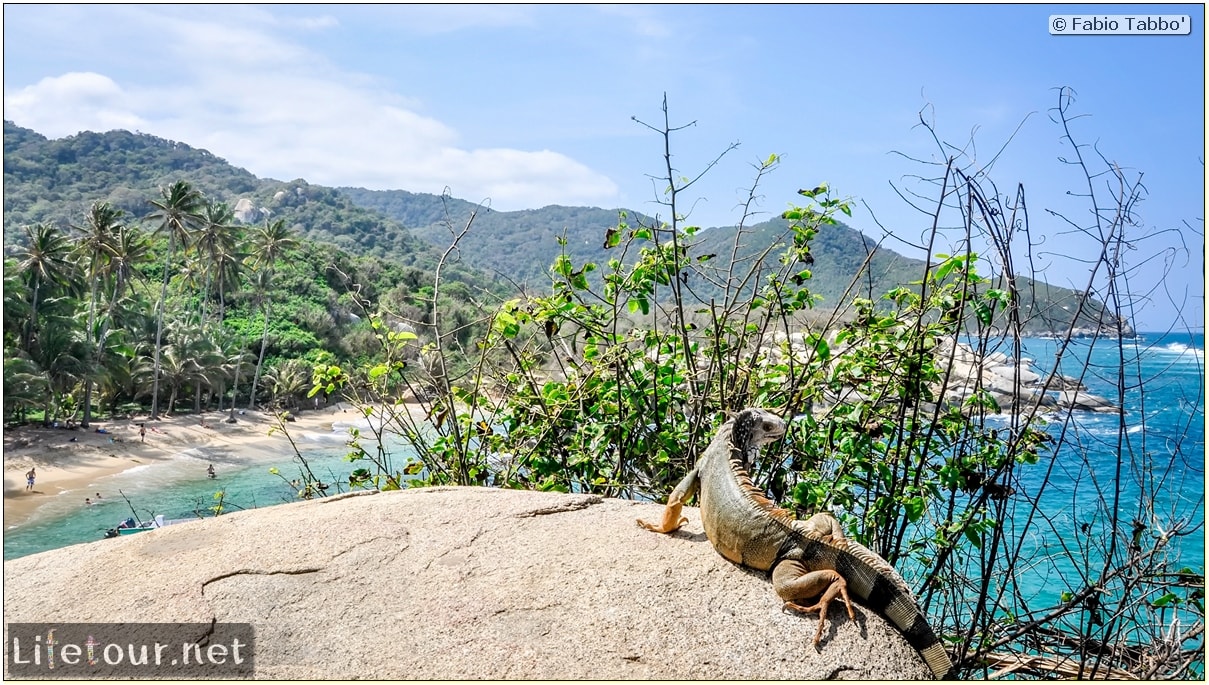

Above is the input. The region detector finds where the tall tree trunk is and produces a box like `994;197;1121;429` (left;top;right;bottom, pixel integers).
81;277;100;428
150;234;175;420
248;300;271;411
227;363;242;423
23;281;41;352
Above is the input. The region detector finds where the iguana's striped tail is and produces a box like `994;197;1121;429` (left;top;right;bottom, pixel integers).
784;528;954;679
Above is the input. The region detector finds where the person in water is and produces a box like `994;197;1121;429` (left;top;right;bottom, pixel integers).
207;463;216;479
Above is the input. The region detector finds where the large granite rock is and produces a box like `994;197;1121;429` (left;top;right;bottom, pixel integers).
3;487;935;679
231;197;265;224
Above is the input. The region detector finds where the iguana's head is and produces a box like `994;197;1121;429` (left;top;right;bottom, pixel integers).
730;408;787;452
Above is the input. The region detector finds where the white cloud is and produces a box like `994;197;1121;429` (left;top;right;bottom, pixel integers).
2;7;619;210
595;5;673;39
5;73;149;137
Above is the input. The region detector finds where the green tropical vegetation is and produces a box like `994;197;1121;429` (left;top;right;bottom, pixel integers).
2;132;497;427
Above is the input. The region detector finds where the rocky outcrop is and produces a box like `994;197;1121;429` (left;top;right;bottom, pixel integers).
232;197;266;224
937;340;1117;413
3;487;935;679
763;332;1117;414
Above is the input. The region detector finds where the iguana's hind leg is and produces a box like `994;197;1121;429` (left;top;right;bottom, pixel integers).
797;512;845;542
772;559;856;645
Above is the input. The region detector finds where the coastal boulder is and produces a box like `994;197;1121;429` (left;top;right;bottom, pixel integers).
3;487;936;679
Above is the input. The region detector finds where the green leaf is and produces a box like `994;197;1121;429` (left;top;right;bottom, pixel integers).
974;301;993;326
933;257;959;283
1151;592;1180;608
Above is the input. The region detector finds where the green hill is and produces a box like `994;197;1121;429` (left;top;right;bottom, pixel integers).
4;123;429;266
4;121;1125;336
338;187;1122;334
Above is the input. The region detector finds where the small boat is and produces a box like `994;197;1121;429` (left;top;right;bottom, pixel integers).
103;515;190;538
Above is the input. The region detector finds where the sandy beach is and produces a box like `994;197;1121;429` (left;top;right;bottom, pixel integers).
3;405;369;528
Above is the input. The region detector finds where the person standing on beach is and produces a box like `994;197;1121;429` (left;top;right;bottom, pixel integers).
25;468;35;491
139;424;146;442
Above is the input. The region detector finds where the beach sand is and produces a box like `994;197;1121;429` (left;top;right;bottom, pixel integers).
3;405;368;527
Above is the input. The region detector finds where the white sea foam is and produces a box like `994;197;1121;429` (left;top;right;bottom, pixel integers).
1161;342;1205;361
300;431;350;444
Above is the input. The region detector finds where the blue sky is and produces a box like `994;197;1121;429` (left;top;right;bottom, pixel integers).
3;4;1204;331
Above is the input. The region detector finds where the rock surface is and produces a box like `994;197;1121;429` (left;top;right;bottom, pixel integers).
4;487;934;679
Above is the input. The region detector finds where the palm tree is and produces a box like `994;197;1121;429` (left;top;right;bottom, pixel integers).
261;359;311;410
183;323;225;413
72;201;123;427
15;223;76;353
104;225;152;309
28;316;89;426
98;225;152;342
193;201;243;323
4;258;30;351
4;354;47;424
224;342;255;423
246;218;298;411
145;181;205;419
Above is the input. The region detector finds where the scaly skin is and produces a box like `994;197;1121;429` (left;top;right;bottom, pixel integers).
638;408;953;679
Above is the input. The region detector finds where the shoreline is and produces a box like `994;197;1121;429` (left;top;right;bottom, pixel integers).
3;405;371;528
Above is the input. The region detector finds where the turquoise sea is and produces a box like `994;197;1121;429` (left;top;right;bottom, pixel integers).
5;333;1205;590
3;418;380;560
941;331;1205;633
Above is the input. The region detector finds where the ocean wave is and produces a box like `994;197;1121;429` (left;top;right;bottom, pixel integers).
1155;342;1205;361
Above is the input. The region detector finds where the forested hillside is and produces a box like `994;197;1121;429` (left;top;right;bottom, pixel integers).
2;122;499;426
340;187;1119;334
4;123;429;264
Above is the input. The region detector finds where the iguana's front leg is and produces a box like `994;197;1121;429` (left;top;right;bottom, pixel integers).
637;466;699;533
772;559;857;645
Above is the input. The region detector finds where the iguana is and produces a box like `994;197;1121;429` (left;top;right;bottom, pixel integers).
637;407;953;679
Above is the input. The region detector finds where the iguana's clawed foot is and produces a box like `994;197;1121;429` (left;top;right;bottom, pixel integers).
772;563;856;633
778;591;855;647
637;497;688;534
636;516;688;533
